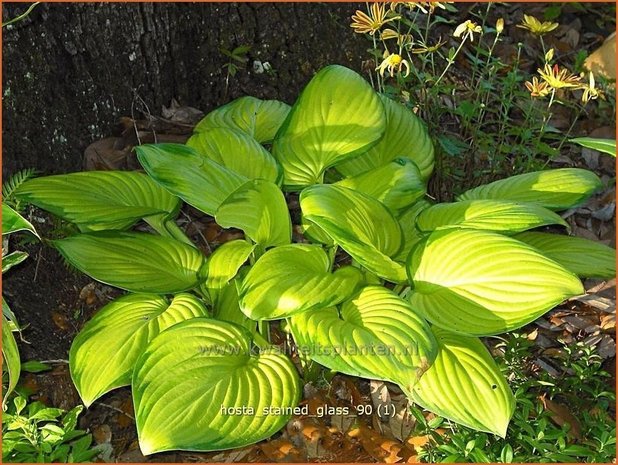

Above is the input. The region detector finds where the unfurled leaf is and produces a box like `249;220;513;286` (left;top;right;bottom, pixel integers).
416;199;568;233
133;318;301;454
14;172;179;232
187;127;281;183
215;180;292;248
2;314;20;408
53;232;205;294
2;203;39;237
515;231;616;279
335;159;426;214
272;65;385;189
289;286;437;390
407;229;584;336
214;280;257;334
394;200;431;262
70;293;208;407
200;240;255;302
336;94;434;180
239;244;362;320
456;168;603;211
194;96;291;143
405;327;515;437
300;185;407;282
570;137;616;157
136;143;246;216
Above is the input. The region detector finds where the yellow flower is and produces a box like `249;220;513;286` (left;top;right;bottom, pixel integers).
351;3;399;35
496;18;504;34
412;37;447;54
525;76;551;98
453;20;482;41
376;50;411;77
389;2;449;14
537;64;581;89
581;72;600;104
544;48;555;63
380;28;413;47
516;14;559;35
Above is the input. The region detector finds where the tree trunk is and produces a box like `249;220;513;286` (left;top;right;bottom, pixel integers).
2;2;366;177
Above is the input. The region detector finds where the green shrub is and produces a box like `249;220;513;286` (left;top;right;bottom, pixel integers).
14;65;615;455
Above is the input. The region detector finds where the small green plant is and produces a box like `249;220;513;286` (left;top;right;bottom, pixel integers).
2;395;100;463
415;335;616;463
220;44;251;95
14;64;614;455
2;203;39;407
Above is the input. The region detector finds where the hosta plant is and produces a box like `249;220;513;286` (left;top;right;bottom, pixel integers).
14;65;615;454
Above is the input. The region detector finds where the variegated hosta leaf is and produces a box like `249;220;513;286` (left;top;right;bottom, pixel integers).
215;180;292;248
14;171;180;232
515;231;616;279
289;285;437;391
239;244;362;320
300;184;407;282
457;168;603;211
70;293;208;407
394;200;431;262
2;204;39;238
200;240;255;302
407;229;584;336
405;327;515;437
336;94;434;180
334;159;426;214
133;318;301;454
272;65;385;189
136;143;246;216
194;96;291;143
2;251;28;274
2;314;20;408
53;232;205;294
416;199;568;234
186;127;281;183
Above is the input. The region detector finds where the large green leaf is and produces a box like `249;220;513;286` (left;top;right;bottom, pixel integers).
300;185;407;282
186;127;281;183
70;293;208;407
133;318;301;454
239;244;362;320
53;232;205;294
215;180;292;248
194;96;291;143
407;229;584;336
2;314;20;408
334;159;426;214
289;285;437;390
2;204;39;238
515;232;616;279
393;200;431;262
272;65;385;189
405;327;515;437
136;143;246;216
570;137;616;157
456;168;603;211
416;199;568;233
14;171;180;232
336;94;434;180
200;240;255;302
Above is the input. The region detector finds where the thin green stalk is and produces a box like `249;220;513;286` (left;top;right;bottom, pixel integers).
434;34;468;86
2;2;39;28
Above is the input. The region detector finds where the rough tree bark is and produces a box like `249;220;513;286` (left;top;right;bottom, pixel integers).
2;2;366;177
